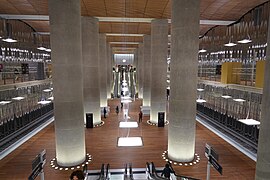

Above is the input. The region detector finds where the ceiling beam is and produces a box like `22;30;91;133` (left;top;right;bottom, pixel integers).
0;14;235;26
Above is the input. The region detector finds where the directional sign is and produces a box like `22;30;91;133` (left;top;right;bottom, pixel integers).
205;143;219;161
209;156;223;175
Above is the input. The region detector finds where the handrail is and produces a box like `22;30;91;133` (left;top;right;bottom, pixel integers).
105;163;110;179
129;163;134;180
96;164;105;180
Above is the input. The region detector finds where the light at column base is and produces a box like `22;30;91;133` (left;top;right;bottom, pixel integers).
146;120;169;126
161;150;200;167
50;153;92;171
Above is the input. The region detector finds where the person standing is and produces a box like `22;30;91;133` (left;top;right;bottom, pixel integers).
103;107;107;118
138;111;143;123
161;164;173;179
116;106;119;115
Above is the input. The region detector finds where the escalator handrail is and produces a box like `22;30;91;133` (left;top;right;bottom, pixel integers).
129;163;134;180
96;164;105;180
105;163;110;179
151;162;167;180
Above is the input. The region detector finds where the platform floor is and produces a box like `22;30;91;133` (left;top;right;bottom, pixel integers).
0;99;256;179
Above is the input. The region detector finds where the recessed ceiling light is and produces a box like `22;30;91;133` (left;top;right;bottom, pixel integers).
224;42;237;47
238;39;252;44
2;38;17;43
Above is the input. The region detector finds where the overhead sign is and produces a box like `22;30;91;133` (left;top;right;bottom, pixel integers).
209;156;223;175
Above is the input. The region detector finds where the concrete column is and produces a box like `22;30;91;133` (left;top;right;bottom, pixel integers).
143;35;151;106
99;34;108;107
150;19;168;124
168;0;200;162
255;3;270;179
107;44;112;99
48;0;85;166
138;43;144;99
81;17;101;125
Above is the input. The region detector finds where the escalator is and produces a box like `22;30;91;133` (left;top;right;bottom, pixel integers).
124;163;134;180
146;162;167;180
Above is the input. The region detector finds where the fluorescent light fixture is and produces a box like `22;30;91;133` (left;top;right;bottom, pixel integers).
43;89;52;92
167;80;170;83
122;87;128;91
106;33;144;37
12;96;25;100
119;122;138;128
45;48;51;52
238;119;260;125
117;137;143;147
2;38;17;43
38;100;51;105
221;95;232;99
167;87;170;90
37;46;47;51
122;59;126;62
97;17;154;23
197;88;204;92
121;99;132;103
199;49;207;53
110;42;140;45
122;82;128;86
122;80;127;82
0;101;11;105
233;98;245;102
48;97;54;100
238;39;252;44
196;99;206;103
224;42;237;47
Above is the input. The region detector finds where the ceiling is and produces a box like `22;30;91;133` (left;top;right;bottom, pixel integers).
0;0;268;53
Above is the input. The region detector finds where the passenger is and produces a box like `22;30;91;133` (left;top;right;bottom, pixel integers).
138;111;143;123
70;170;85;180
161;163;173;179
103;107;107;118
116;106;119;115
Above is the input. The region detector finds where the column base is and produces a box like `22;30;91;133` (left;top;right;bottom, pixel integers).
147;120;169;126
162;150;200;166
50;153;92;171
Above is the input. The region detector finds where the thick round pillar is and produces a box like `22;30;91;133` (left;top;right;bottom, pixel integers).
99;34;108;107
138;43;144;99
107;44;112;99
82;17;101;125
48;0;85;166
150;19;168;123
168;0;200;162
255;3;270;179
143;35;151;106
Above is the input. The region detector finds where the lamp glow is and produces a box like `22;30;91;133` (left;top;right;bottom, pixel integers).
197;88;204;92
238;39;252;44
196;99;206;103
224;42;237;47
0;101;11;105
233;98;245;102
12;96;25;100
38;100;51;105
238;119;260;125
43;89;52;92
122;59;126;62
199;49;207;53
2;38;17;43
117;137;143;147
221;95;232;99
119;122;138;128
37;46;47;51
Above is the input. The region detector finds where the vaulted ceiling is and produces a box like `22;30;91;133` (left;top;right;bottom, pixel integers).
0;0;268;53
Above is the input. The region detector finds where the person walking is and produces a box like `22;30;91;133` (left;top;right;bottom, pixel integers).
116;106;119;115
138;111;143;123
103;107;107;118
161;164;173;179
